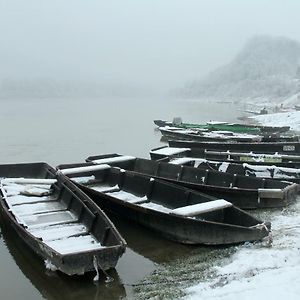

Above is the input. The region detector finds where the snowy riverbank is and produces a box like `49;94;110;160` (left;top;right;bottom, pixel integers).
184;111;300;300
251;110;300;132
185;201;300;300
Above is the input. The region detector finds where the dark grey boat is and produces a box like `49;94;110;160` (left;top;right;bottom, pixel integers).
56;162;271;245
168;140;300;155
159;127;298;143
150;146;300;168
159;127;262;143
84;154;299;209
168;157;300;184
0;162;126;276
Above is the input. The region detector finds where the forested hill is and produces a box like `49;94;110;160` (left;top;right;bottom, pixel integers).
182;36;300;102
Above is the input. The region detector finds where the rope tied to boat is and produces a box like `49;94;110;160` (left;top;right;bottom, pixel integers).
250;222;273;246
93;255;114;283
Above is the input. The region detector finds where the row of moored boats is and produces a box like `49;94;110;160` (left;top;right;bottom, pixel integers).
1;117;300;280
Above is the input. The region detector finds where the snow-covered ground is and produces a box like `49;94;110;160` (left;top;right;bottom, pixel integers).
252;110;300;131
184;112;300;300
185;201;300;300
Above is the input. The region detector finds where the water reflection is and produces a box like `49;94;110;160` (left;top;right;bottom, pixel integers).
0;218;126;300
0;209;199;300
108;214;196;265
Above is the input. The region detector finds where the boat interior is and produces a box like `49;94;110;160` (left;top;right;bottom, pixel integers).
0;163;121;256
59;164;260;227
85;155;290;190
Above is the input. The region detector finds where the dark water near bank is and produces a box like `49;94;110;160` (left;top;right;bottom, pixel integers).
0;97;240;299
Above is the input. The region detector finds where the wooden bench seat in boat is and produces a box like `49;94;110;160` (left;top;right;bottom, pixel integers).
171;199;232;217
59;164;111;175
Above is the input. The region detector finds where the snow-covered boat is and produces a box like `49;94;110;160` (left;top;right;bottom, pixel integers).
56;162;271;245
168;140;300;155
154;119;290;133
159;126;262;142
169;157;300;183
159;127;298;143
0;162;126;276
150;146;300;168
83;154;299;209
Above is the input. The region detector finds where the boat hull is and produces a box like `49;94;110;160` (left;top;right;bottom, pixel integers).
168;140;300;154
56;162;271;245
80;186;269;245
0;163;126;276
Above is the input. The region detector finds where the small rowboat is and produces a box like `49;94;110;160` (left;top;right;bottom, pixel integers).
0;162;126;277
56;163;271;245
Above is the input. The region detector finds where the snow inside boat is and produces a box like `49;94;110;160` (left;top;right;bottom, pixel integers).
159;127;298;143
168;140;300;155
56;163;271;245
153;119;290;133
0;163;126;276
168;157;300;183
150;146;300;168
159;126;263;143
83;154;299;209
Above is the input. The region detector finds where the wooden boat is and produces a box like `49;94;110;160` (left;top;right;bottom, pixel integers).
83;154;299;209
159;127;298;143
0;162;126;276
168;157;300;184
159;127;263;143
150;146;300;168
0;215;126;299
56;162;271;245
154;119;290;134
84;154;300;183
168;140;300;155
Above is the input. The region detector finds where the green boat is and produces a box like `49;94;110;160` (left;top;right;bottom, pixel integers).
154;119;290;134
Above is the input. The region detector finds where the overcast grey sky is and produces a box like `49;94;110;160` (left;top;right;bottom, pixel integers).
1;0;300;91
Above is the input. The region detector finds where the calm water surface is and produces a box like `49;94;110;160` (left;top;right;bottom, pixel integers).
0;97;240;300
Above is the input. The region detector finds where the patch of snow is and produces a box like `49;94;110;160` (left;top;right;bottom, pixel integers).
150;147;191;156
218;162;230;172
106;190;148;204
89;184;119;193
71;175;96;184
29;223;87;242
169;157;195;165
252;111;300;131
1;178;57;185
44;259;58;271
171;200;232;217
185;201;300;300
91;155;136;164
140;202;172;213
243;163;300;179
47;234;104;255
59;164;111;175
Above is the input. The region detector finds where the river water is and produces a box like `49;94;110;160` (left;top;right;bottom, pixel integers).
0;96;240;300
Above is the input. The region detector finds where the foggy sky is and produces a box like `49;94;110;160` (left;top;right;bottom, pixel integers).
1;0;300;92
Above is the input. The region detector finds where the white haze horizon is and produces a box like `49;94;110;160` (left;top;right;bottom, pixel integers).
1;0;300;95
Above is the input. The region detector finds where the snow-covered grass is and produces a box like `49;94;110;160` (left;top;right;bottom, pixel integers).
185;200;300;300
